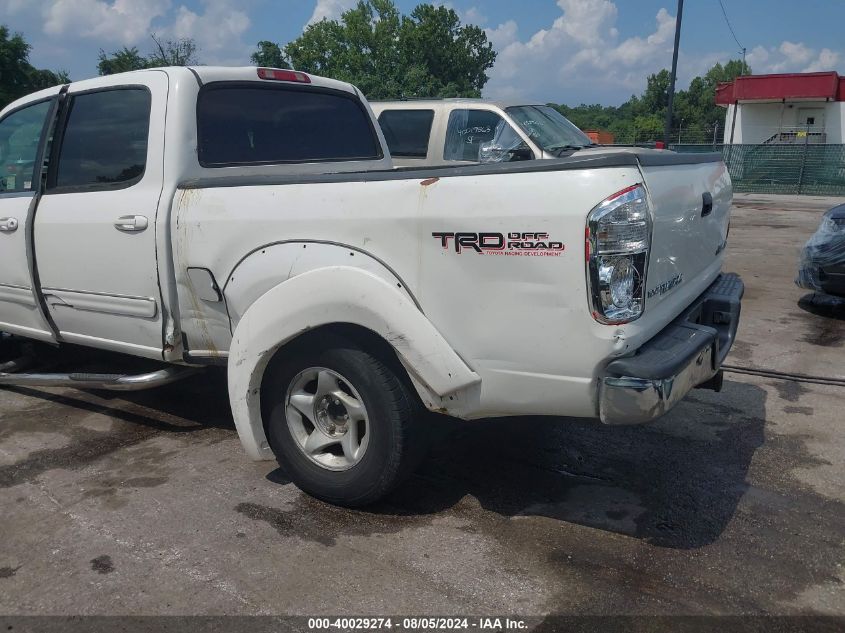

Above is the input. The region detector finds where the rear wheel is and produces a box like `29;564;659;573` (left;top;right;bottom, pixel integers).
262;338;425;507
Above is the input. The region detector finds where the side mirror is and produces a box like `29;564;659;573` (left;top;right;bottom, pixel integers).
478;141;505;164
508;144;534;161
478;141;535;164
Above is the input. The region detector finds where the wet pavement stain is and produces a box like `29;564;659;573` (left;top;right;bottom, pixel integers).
784;405;814;416
90;555;114;574
771;380;810;403
0;425;161;489
235;495;428;546
0;381;235;489
801;319;844;347
727;340;757;362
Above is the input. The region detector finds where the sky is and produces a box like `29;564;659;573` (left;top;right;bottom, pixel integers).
2;0;844;106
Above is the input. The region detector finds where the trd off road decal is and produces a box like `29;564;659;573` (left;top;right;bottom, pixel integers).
431;232;565;257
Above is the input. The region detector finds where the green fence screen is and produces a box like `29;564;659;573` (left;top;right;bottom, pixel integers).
669;144;845;196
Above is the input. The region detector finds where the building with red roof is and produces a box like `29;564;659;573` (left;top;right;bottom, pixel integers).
715;71;844;144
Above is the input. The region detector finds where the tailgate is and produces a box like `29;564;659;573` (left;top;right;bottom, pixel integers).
638;154;732;318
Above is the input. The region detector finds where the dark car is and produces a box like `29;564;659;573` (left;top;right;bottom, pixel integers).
797;203;845;297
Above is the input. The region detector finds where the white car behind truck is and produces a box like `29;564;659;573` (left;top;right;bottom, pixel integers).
0;66;743;506
371;98;599;167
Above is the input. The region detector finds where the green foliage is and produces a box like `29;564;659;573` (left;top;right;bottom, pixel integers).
552;59;751;143
148;34;198;67
251;41;290;69
0;26;68;109
98;35;199;76
97;47;150;75
283;0;496;99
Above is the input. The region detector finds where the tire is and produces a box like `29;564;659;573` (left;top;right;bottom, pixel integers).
262;335;425;507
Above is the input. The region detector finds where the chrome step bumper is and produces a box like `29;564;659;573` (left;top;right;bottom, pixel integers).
599;273;744;425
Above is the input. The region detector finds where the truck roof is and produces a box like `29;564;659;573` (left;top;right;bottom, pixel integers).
180;66;360;96
369;98;547;109
2;66;361;115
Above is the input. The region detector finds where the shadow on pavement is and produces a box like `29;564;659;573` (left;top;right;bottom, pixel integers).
3;340;767;550
367;379;767;550
797;292;845;321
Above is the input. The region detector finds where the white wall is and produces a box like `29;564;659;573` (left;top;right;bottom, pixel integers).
722;101;843;143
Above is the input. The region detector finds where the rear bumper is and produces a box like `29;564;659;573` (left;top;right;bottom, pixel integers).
599;273;744;425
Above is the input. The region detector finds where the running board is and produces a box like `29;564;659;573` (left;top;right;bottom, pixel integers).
0;356;34;374
0;367;200;391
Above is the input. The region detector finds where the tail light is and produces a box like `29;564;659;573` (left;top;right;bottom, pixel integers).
586;183;651;324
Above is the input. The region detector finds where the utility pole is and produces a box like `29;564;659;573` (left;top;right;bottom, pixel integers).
663;0;684;147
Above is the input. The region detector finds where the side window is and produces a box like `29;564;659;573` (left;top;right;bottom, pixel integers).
377;109;434;158
197;85;382;167
52;88;151;190
0;100;51;193
443;110;505;162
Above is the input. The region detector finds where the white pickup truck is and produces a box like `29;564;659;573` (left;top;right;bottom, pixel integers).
0;66;743;506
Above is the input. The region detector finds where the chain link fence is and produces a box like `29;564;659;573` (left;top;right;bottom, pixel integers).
667;143;845;196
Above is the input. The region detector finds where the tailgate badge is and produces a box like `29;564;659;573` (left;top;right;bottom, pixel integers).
648;273;684;299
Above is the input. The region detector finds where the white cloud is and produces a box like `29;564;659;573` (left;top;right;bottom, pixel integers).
167;0;250;61
804;48;840;73
43;0;170;43
780;41;813;66
464;6;487;25
484;0;677;102
745;40;841;74
306;0;356;26
33;0;251;65
484;20;518;51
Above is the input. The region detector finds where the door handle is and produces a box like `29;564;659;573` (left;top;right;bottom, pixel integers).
0;217;19;232
114;215;148;232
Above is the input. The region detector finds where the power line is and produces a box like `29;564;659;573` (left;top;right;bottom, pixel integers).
717;0;745;60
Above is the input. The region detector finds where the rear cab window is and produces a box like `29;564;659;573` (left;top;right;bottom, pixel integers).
197;83;383;167
377;109;434;158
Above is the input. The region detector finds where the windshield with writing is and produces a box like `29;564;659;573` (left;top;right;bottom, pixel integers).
506;105;593;152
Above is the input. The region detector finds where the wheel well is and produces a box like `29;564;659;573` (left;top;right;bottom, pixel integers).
259;323;417;428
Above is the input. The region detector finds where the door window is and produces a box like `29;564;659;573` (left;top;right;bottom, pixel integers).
51;88;151;191
0;100;50;193
444;109;508;162
377;109;434;158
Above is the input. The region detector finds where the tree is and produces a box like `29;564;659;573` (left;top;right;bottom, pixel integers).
250;41;289;69
97;47;149;75
0;26;68;109
640;69;671;115
97;36;200;76
550;59;751;143
673;59;751;135
284;0;496;99
148;34;198;67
